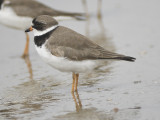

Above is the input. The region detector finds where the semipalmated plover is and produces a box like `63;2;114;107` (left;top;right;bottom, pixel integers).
0;0;85;58
25;15;136;92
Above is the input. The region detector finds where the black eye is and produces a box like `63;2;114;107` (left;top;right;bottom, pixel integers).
32;19;43;25
32;18;46;31
32;22;45;31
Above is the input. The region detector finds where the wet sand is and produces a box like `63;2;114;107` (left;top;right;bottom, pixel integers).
0;0;160;120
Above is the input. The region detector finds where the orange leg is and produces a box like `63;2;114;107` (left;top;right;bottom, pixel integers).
22;33;29;58
71;90;82;112
71;91;79;111
72;73;76;92
24;56;33;80
75;90;82;109
75;74;79;92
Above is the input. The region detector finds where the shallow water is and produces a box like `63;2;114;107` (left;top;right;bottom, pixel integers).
0;0;160;120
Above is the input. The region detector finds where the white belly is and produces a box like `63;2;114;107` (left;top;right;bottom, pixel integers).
35;44;97;73
0;7;32;30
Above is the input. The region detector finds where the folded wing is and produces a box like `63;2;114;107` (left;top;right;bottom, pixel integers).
46;26;135;62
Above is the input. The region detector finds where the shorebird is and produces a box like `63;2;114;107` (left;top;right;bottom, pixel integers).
25;15;136;92
0;0;85;58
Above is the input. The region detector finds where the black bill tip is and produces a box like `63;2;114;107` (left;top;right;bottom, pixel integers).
25;27;33;32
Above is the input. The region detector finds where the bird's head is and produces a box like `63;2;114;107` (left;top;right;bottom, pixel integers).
25;15;59;35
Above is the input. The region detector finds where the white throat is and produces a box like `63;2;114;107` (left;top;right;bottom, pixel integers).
33;25;58;36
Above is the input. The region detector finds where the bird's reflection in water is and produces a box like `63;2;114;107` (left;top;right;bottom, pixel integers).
56;91;140;120
82;0;115;56
81;0;90;37
81;0;115;86
0;74;140;120
55;90;114;120
71;91;82;112
82;0;105;38
82;0;102;20
55;91;117;120
97;0;102;19
0;75;61;120
23;56;33;80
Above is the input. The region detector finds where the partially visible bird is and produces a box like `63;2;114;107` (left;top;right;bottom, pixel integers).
0;0;85;58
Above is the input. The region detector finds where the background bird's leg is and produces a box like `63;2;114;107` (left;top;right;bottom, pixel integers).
97;0;102;19
75;74;79;92
22;33;29;58
24;56;33;80
72;73;76;92
81;0;90;37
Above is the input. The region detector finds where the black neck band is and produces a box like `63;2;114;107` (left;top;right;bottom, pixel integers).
34;27;58;47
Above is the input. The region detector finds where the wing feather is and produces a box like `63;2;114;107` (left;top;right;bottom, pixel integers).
46;26;135;62
8;0;84;19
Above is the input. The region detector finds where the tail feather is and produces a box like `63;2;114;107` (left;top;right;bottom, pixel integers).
55;10;86;21
96;49;136;62
74;14;86;20
114;56;136;62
